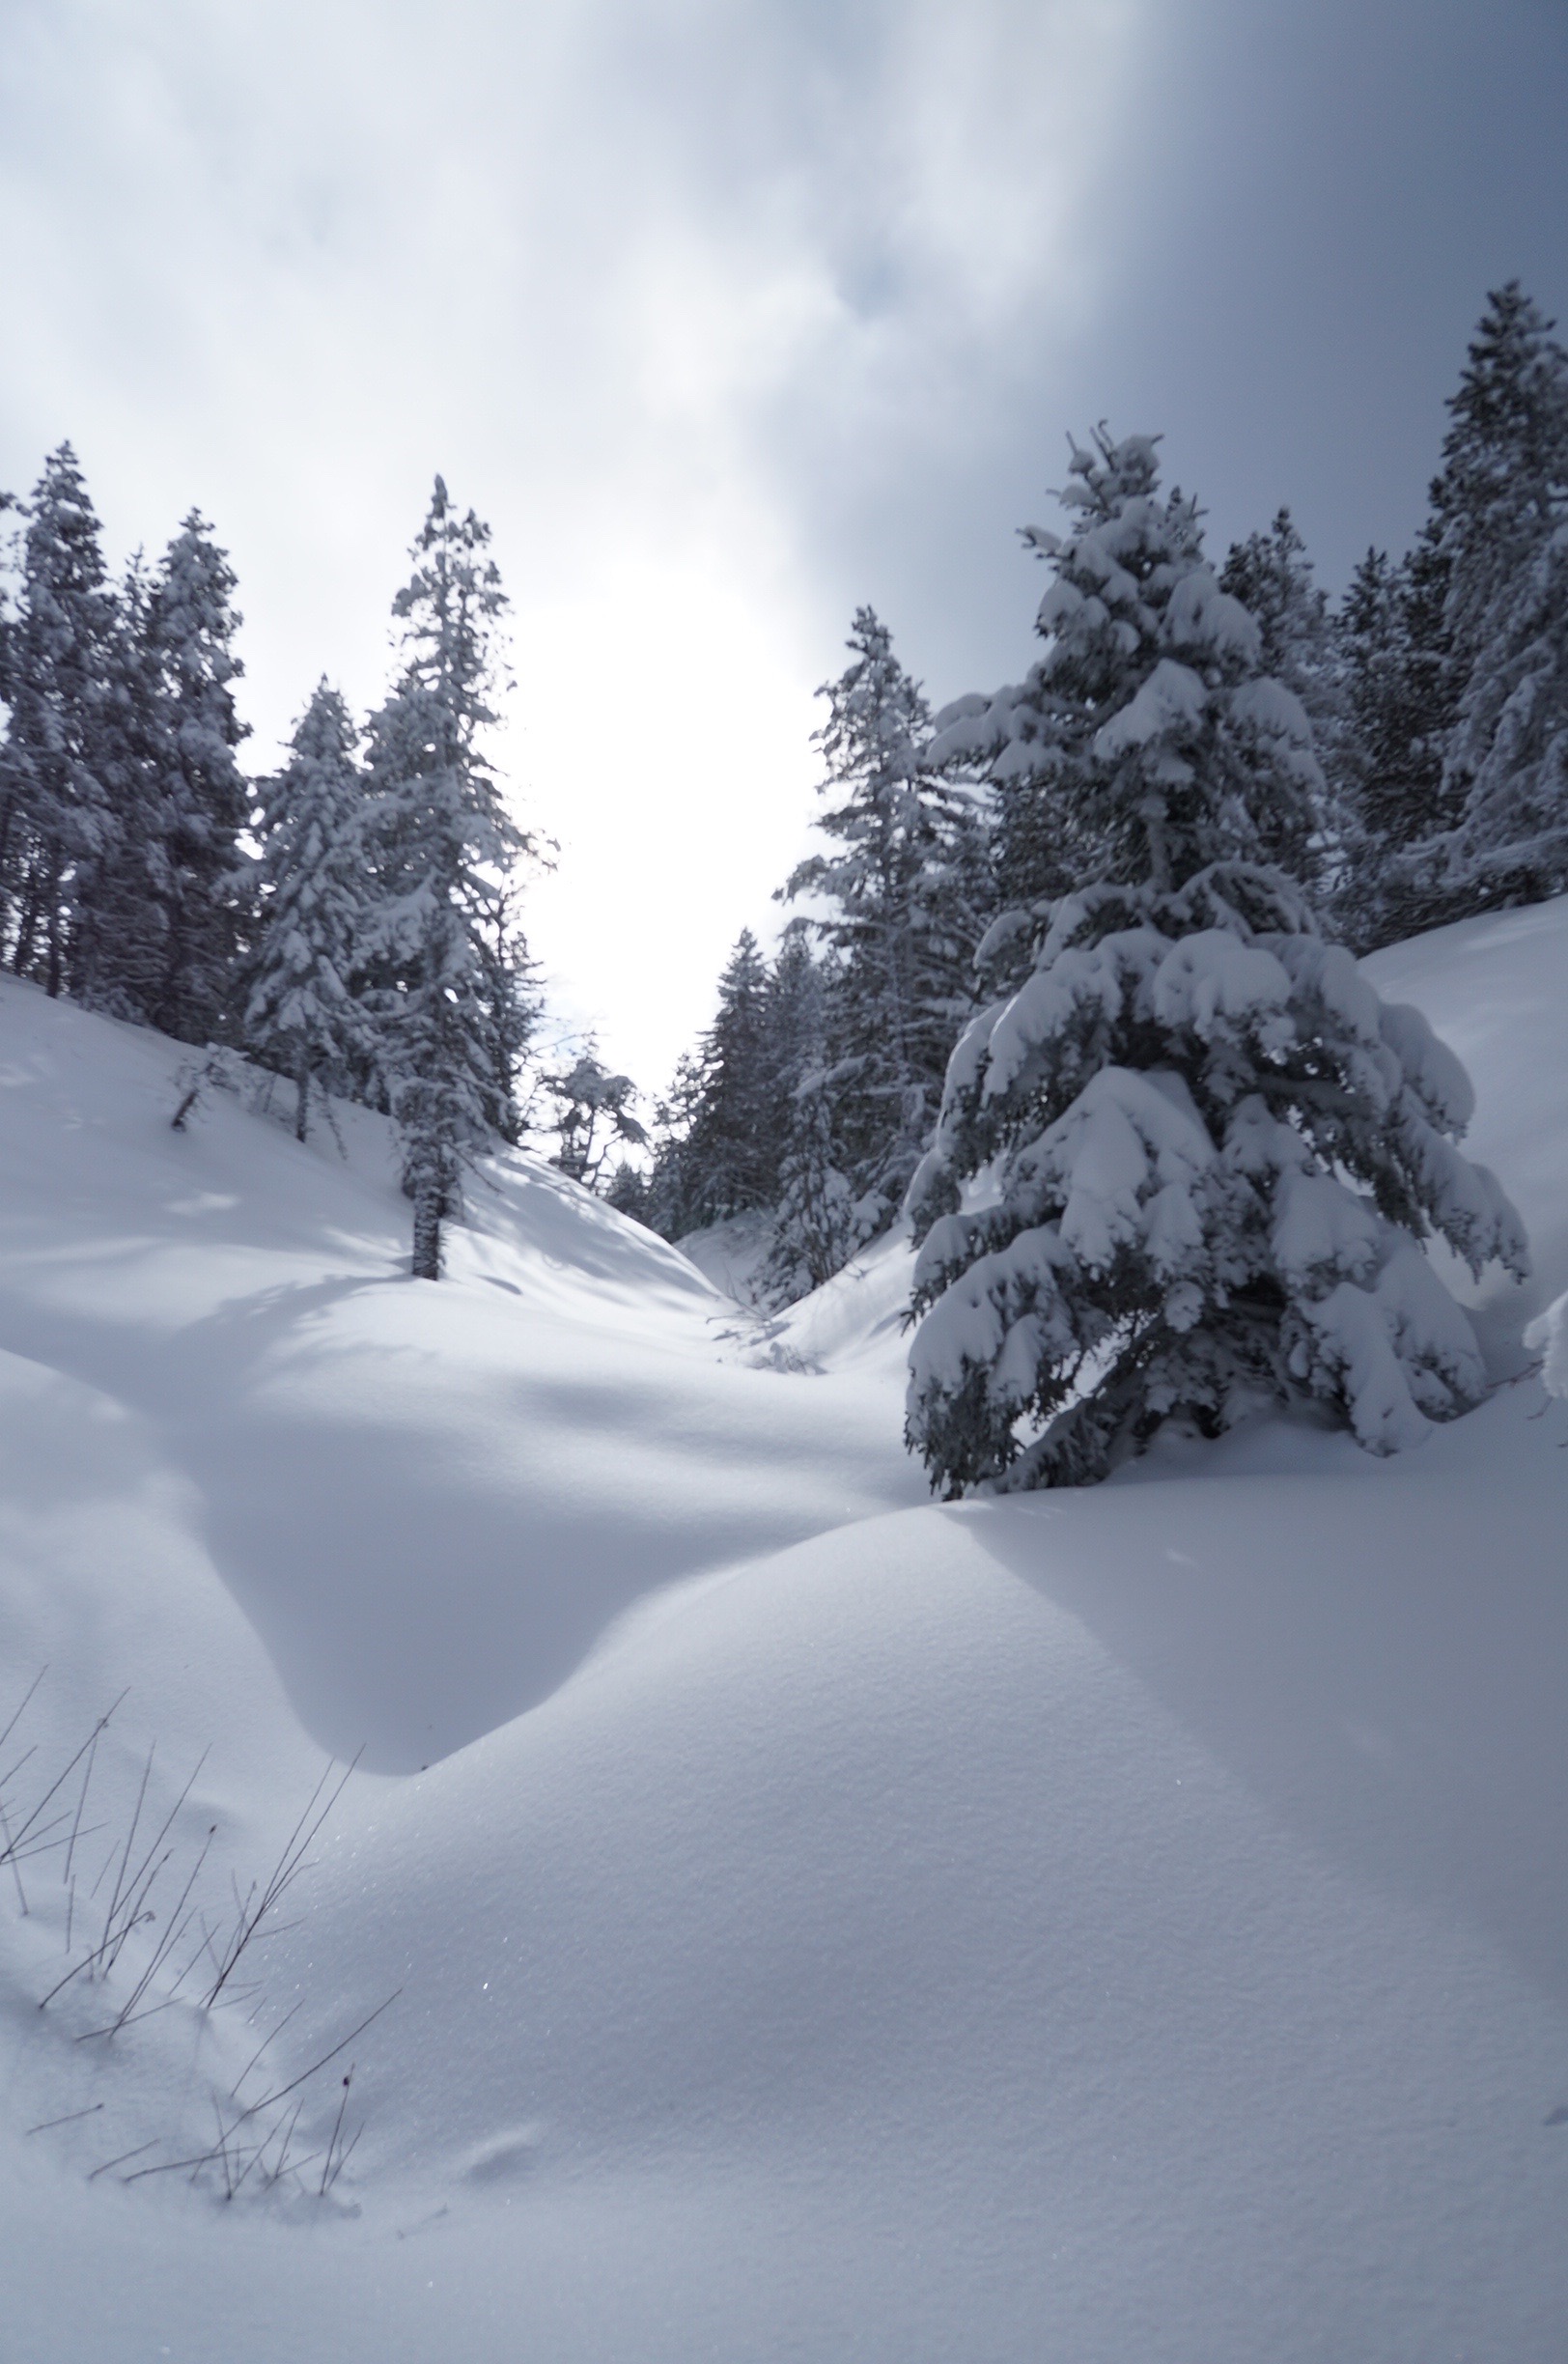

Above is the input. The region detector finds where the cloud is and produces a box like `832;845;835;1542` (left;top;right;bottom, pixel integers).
16;1;1562;1095
0;0;1147;1086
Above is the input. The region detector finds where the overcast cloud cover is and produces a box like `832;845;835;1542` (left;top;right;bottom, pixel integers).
2;0;1566;1087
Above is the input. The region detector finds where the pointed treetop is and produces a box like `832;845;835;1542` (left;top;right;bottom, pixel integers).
1444;282;1567;456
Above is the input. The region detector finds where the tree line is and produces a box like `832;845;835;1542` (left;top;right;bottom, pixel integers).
3;281;1563;1417
0;463;538;1278
637;283;1568;1356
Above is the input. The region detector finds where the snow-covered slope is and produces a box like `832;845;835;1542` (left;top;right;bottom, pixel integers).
1363;893;1568;1328
2;902;1567;2362
0;995;922;1769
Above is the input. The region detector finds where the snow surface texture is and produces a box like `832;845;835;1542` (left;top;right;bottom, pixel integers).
0;900;1567;2361
1527;1287;1568;1395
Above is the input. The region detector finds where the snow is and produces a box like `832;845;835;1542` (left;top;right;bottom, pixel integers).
1164;567;1262;661
0;999;920;1772
1150;926;1294;1038
1526;1287;1568;1393
1363;893;1568;1324
2;899;1568;2358
1091;654;1207;759
670;1206;778;1312
1229;671;1313;741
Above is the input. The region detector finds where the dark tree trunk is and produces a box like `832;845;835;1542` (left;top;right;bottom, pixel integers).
12;858;42;976
44;855;63;998
411;1187;442;1280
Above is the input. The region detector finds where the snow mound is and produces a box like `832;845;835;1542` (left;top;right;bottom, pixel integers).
1362;893;1568;1316
0;981;922;1770
2;897;1568;2361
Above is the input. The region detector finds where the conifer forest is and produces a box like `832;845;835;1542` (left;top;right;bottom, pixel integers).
4;8;1568;2340
4;283;1563;1484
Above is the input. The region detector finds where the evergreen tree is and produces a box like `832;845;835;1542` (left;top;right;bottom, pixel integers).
1442;516;1568;904
1350;285;1568;934
143;511;252;1043
767;1069;858;1296
472;878;538;1145
1430;285;1568;909
644;1049;706;1241
0;489;19;845
1335;530;1464;945
761;918;828;1111
0;445;114;996
905;428;1527;1495
926;626;1081;920
365;476;533;1279
653;928;777;1235
246;682;371;1140
762;924;856;1296
70;551;173;1019
1436;283;1568;671
780;607;987;1254
1218;506;1352;896
645;926;840;1251
603;1159;653;1224
0;487;16;707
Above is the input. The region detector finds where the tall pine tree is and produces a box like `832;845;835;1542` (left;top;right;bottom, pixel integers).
1431;285;1568;909
1335;527;1464;946
246;682;371;1140
471;876;539;1145
780;606;987;1257
1346;286;1568;935
1436;283;1568;671
646;926;841;1253
144;511;252;1043
650;928;777;1236
70;552;169;1017
0;444;114;997
764;923;857;1296
365;477;533;1279
1218;507;1352;900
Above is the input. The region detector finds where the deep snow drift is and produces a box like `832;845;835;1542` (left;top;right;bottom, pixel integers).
1;899;1566;2362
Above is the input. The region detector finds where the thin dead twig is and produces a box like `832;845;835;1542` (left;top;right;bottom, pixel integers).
203;1748;360;2010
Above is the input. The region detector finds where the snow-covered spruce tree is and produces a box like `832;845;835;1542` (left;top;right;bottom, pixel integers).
928;631;1083;927
246;682;371;1140
1334;529;1464;947
364;477;532;1280
905;428;1528;1495
1427;285;1568;911
761;917;827;1107
646;926;833;1255
763;924;856;1296
471;876;539;1145
0;444;114;996
1437;285;1568;678
70;550;175;1020
643;1050;704;1240
1218;507;1356;902
650;927;778;1236
0;486;15;696
603;1160;652;1222
780;606;988;1258
143;511;252;1044
768;1067;858;1296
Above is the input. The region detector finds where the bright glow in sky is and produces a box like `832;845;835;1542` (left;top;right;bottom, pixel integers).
3;0;1566;1089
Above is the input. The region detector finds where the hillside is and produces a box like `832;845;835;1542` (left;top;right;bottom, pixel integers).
1;899;1566;2362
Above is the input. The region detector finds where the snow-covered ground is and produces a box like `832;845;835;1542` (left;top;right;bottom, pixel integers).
1;899;1566;2361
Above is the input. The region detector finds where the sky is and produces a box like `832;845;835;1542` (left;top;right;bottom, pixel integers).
3;0;1567;1092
